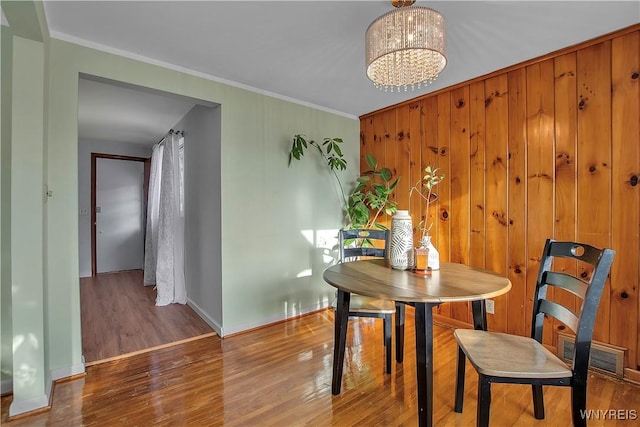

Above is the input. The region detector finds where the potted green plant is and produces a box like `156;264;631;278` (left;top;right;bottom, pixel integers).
288;134;399;239
409;165;445;269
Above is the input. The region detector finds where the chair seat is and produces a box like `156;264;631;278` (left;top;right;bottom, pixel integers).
331;293;396;314
454;329;572;379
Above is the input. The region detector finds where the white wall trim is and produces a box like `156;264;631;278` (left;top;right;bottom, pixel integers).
187;298;222;337
50;362;85;382
49;31;358;121
7;362;85;416
8;391;50;417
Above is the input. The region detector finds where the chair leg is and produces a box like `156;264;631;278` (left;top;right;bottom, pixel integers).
454;345;466;413
383;314;392;374
532;384;545;420
571;384;587;427
477;375;491;427
395;302;405;363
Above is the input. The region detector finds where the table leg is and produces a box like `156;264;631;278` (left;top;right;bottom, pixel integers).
415;302;434;427
395;302;405;363
471;300;487;331
332;290;350;395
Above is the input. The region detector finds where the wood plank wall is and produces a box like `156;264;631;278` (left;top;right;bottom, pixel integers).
359;25;640;370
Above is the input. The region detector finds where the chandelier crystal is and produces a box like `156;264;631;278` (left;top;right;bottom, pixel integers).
365;3;447;92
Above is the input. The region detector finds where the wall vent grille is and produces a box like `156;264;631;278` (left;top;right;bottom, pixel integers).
557;332;626;379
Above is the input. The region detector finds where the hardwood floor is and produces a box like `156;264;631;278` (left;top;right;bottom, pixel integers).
80;270;215;364
3;308;639;426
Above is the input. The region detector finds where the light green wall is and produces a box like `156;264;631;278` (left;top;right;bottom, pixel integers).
220;98;358;334
0;0;45;42
0;24;13;387
175;105;224;332
10;35;46;404
45;38;359;367
2;1;52;410
3;3;358;413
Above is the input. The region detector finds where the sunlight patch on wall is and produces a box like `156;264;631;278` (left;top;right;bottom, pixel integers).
12;334;39;388
297;269;312;278
295;229;339;278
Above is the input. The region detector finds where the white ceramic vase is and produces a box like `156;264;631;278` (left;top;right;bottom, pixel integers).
390;210;414;270
424;235;440;270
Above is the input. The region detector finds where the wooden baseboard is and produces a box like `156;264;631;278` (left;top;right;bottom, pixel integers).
433;313;472;330
624;368;640;385
6;403;51;422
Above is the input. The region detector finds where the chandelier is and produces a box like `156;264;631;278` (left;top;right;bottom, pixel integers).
365;0;447;92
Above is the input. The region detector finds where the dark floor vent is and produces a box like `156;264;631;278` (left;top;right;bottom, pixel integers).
557;333;626;378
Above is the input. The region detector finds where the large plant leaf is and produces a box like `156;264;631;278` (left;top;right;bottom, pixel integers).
388;178;399;191
379;167;392;182
365;152;377;169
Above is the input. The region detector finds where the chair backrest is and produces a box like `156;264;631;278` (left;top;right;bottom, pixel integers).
531;239;615;379
338;229;389;262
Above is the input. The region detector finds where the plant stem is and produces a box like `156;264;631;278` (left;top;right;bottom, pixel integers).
331;168;350;222
313;140;351;224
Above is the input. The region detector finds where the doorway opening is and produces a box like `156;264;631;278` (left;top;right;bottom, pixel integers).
91;153;149;276
77;74;220;364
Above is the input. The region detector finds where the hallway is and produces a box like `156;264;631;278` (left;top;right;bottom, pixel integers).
80;270;215;364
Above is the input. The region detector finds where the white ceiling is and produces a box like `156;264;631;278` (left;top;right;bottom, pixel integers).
37;1;640;143
78;77;198;145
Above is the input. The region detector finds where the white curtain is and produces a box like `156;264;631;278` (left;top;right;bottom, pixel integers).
143;132;186;305
143;143;163;285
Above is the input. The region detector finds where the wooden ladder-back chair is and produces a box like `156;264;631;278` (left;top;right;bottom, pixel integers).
333;229;405;374
453;238;615;426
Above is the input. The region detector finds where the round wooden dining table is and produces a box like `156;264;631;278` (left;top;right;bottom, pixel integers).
323;259;512;427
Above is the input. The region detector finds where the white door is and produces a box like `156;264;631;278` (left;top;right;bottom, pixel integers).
96;158;145;273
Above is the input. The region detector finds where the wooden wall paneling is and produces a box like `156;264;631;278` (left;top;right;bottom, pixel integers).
359;26;640;362
421;97;439;240
409;101;425;240
449;86;471;323
436;93;452;262
525;60;556;344
383;109;399;219
611;31;640;368
469;82;486;270
553;52;579;346
360;116;374;173
436;94;452;318
576;41;612;344
422;97;448;317
371;112;387;172
371;110;394;228
395;105;412;213
468;81;485;327
506;68;528;337
484;74;509;332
